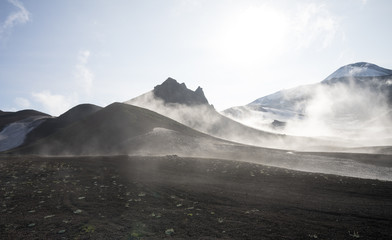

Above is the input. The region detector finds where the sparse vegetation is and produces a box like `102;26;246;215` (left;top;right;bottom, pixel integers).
349;230;360;238
0;155;391;239
81;224;95;233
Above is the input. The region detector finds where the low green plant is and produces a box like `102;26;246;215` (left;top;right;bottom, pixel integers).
81;224;95;233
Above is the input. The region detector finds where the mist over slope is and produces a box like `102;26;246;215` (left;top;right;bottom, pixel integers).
126;78;333;150
12;103;236;156
6;102;391;181
1;66;391;180
222;62;392;147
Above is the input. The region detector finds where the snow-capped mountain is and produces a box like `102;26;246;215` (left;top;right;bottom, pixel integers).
324;62;392;81
222;84;315;129
222;62;392;144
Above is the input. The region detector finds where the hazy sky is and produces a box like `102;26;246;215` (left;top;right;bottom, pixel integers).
1;0;391;115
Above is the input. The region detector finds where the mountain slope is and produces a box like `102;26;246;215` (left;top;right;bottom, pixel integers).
126;78;335;150
0;110;51;152
22;104;102;146
222;62;392;145
9;102;392;181
0;116;48;152
13;102;235;155
127;79;279;143
0;110;50;132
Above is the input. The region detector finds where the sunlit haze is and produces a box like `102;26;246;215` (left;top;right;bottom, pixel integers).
1;0;391;115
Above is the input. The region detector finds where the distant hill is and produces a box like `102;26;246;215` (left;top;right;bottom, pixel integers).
23;104;102;146
0;110;50;132
12;103;233;155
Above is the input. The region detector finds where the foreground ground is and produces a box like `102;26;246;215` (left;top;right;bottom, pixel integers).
0;155;391;239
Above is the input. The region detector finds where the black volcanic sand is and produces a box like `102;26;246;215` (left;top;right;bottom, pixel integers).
1;155;392;239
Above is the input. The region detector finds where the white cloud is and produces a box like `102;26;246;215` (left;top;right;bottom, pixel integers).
32;91;76;116
14;97;31;109
26;50;93;115
0;0;30;39
75;50;94;94
293;3;339;49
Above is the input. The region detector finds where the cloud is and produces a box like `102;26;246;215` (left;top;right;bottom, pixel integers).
75;50;94;94
293;3;339;49
0;0;30;39
32;91;76;116
25;50;93;115
14;97;31;109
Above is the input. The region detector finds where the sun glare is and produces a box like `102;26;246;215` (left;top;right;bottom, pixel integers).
217;5;289;65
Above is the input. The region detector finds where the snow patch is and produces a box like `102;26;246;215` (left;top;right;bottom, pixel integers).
151;127;177;134
0;116;48;152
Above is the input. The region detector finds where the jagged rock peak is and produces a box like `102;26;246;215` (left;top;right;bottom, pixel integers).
153;77;209;106
195;86;203;93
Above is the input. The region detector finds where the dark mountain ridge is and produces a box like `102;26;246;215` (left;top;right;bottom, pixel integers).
22;104;102;146
153;77;210;106
12;103;225;155
0;110;50;132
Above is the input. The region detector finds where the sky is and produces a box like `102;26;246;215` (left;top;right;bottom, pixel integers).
0;0;391;116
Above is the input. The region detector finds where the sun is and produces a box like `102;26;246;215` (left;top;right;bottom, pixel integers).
216;4;289;66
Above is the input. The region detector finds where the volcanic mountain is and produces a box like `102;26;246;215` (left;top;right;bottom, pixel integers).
222;62;392;145
2;79;329;154
0;104;102;152
12;103;235;156
22;104;102;146
324;62;392;81
8;102;391;181
126;78;332;150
